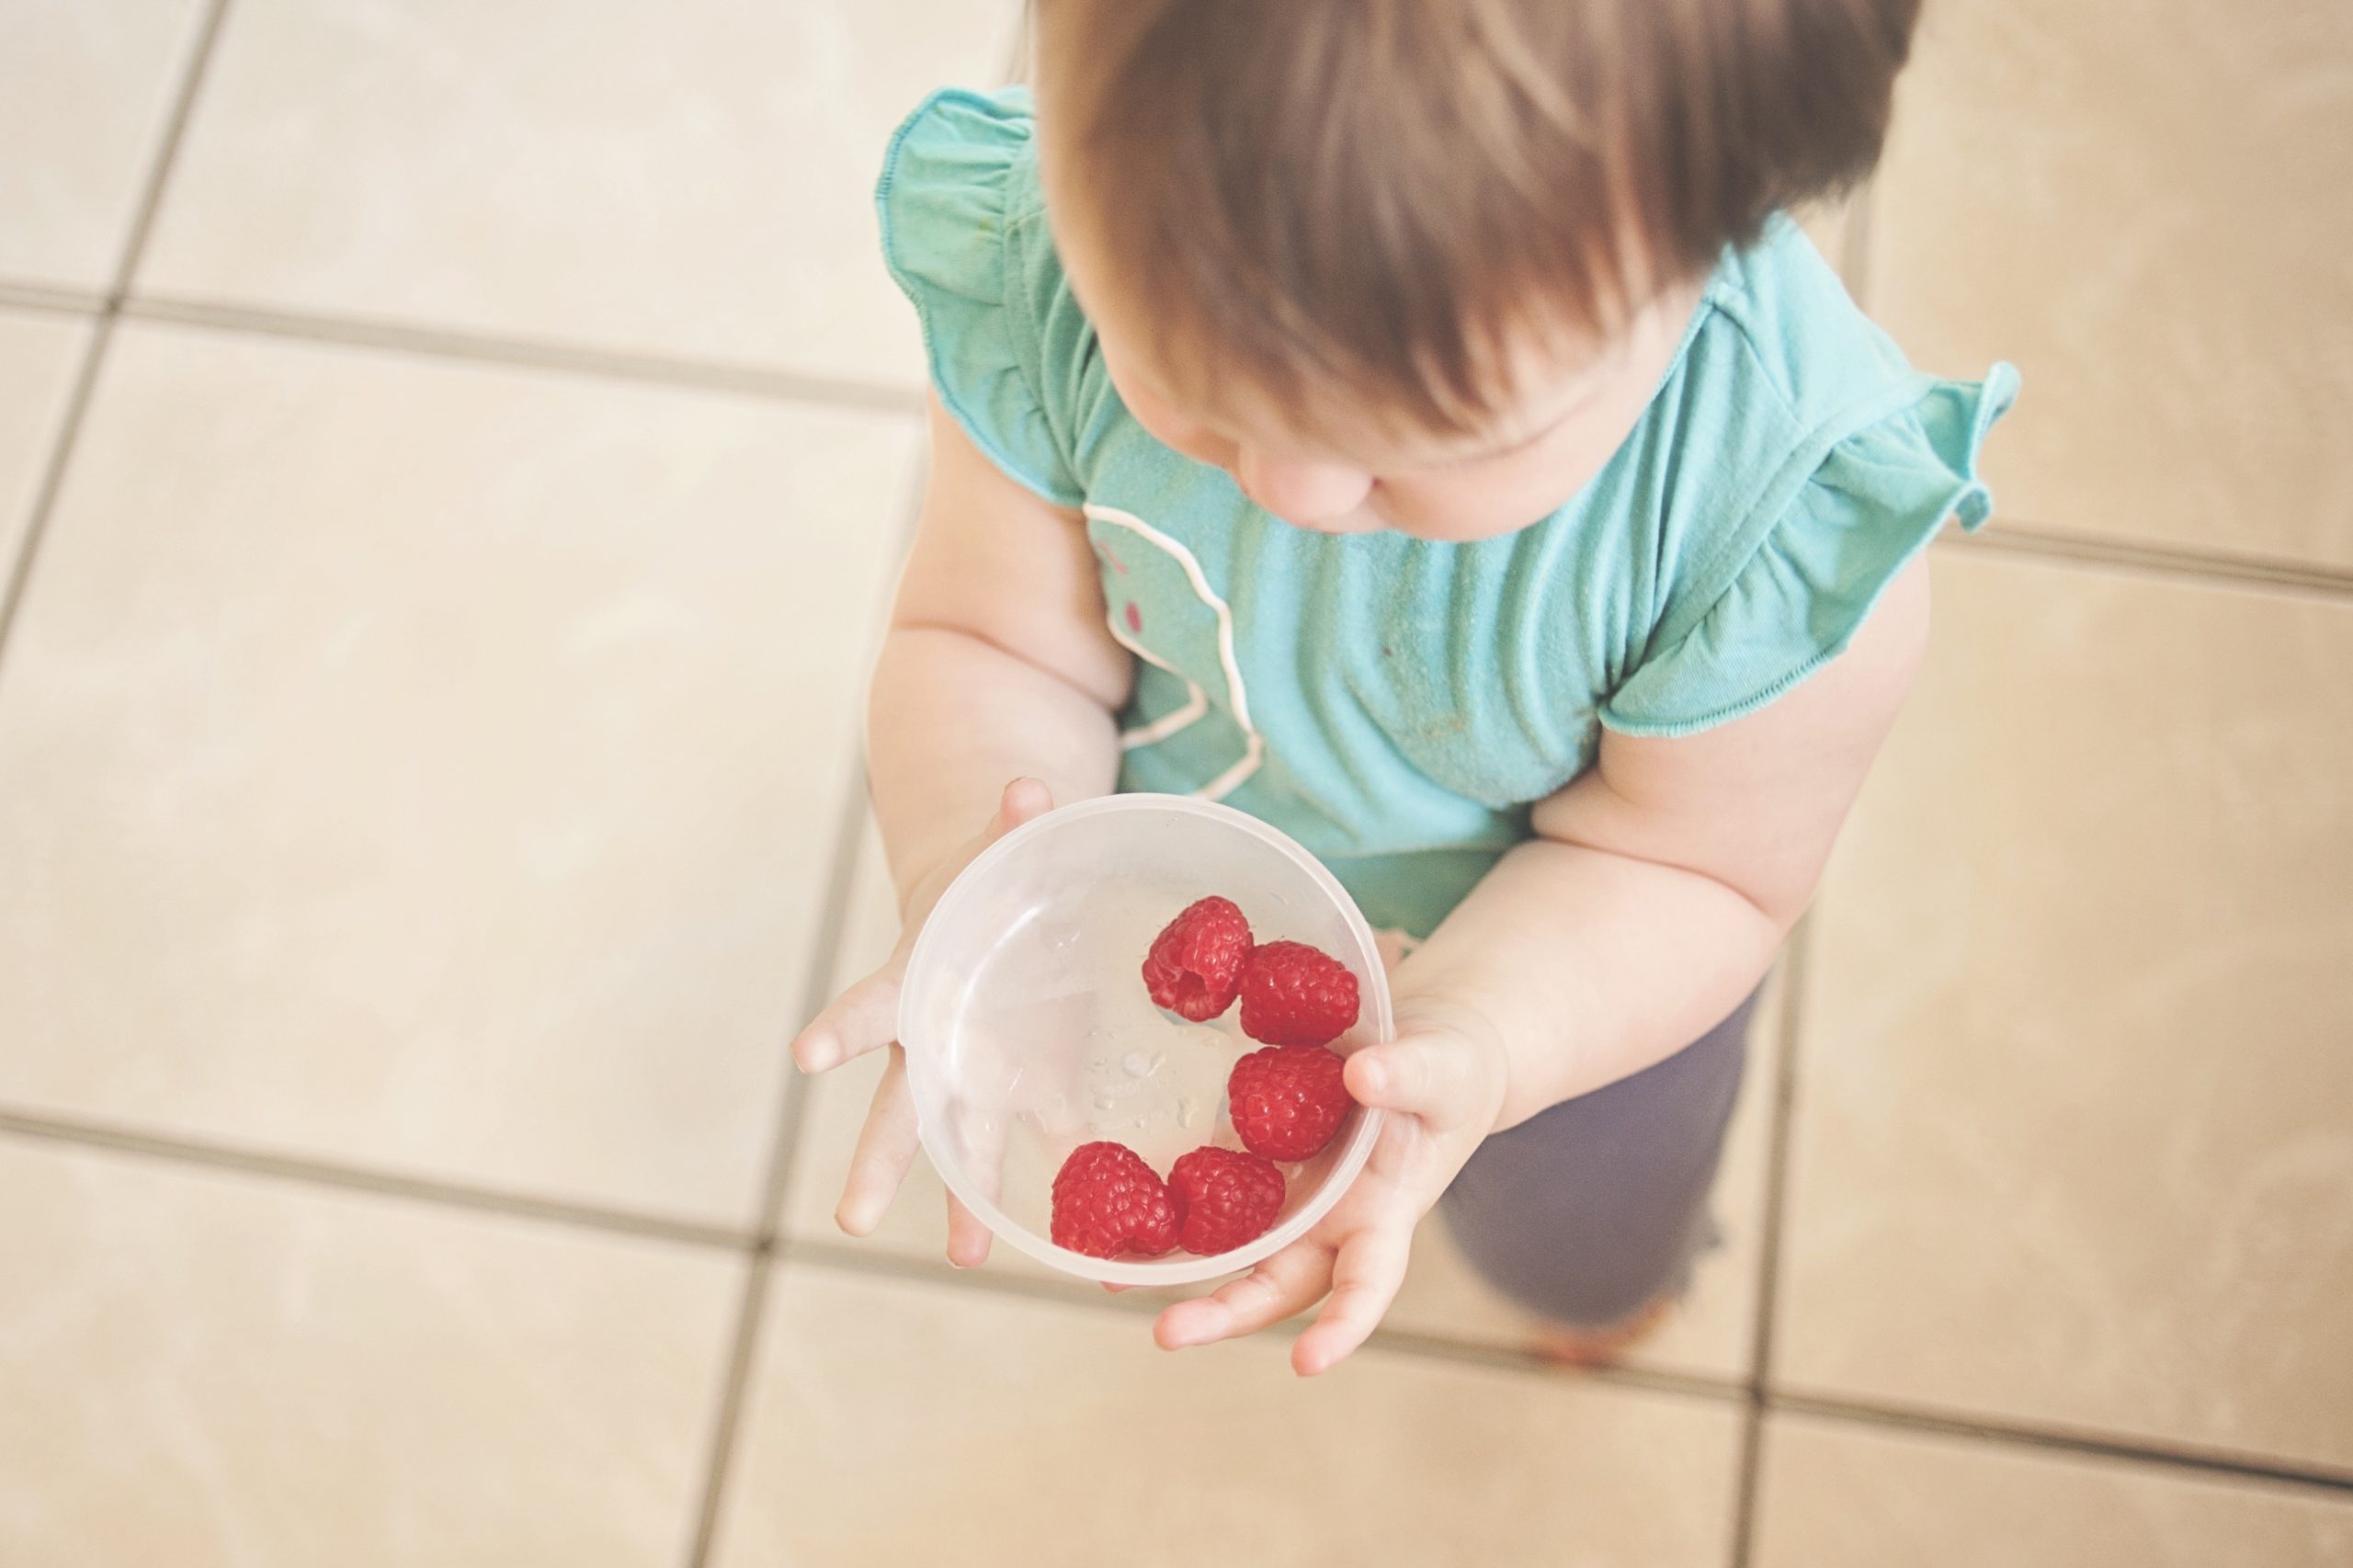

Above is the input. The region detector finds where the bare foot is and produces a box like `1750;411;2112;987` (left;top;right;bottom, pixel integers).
1529;1295;1675;1369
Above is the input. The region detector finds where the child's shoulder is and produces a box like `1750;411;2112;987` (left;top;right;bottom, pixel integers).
880;85;1051;232
1597;220;2020;738
1688;215;1921;433
877;86;1097;509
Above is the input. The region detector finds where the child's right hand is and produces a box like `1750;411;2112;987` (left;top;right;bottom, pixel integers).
788;778;1057;1268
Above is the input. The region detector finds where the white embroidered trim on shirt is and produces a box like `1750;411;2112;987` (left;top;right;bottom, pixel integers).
1085;502;1264;802
1103;619;1209;746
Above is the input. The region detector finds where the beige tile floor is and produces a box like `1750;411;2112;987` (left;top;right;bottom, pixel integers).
0;1;2347;1562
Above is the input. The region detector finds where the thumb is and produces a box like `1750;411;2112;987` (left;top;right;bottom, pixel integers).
1343;1027;1500;1131
988;777;1055;838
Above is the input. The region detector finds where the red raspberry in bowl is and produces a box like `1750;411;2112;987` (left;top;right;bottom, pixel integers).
1237;939;1359;1047
1141;895;1255;1022
1227;1042;1357;1162
1168;1145;1288;1256
1050;1142;1181;1259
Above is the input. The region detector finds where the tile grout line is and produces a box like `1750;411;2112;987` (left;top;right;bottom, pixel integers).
1843;172;2345;604
778;1243;2353;1501
1727;918;1816;1567
753;424;935;1251
65;268;2353;608
1945;522;2353;602
676;754;877;1568
676;1250;775;1568
108;0;236;305
0;282;106;318
0;1107;751;1251
756;758;880;1244
780;1236;1756;1408
678;430;931;1568
0;317;115;665
22;23;2351;620
119;294;927;417
681;434;938;1565
1767;1391;2353;1500
13;1094;2352;1502
1836;167;2353;606
17;4;2341;1521
0;0;233;671
80;302;2353;606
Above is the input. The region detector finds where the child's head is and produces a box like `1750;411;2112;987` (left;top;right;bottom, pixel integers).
1035;0;1920;540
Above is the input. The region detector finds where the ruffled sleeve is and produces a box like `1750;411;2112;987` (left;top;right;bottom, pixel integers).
876;89;1085;507
1601;364;2019;736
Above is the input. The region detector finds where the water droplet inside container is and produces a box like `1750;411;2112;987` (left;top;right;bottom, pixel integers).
1122;1051;1160;1079
1091;1094;1117;1112
1176;1096;1198;1128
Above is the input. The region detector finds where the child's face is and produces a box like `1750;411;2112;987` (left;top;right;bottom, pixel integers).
1055;219;1702;543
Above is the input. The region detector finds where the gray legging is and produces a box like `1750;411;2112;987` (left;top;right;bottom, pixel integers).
1438;987;1760;1330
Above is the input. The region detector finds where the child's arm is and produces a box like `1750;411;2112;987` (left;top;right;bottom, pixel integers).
1407;556;1933;1126
1157;560;1932;1373
868;396;1130;895
790;394;1129;1259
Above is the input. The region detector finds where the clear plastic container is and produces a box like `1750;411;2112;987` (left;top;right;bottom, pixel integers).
898;793;1390;1286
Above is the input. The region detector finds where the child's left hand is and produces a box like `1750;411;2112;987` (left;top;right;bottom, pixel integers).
1151;1005;1509;1375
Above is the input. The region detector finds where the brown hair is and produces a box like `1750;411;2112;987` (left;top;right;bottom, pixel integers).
1038;0;1920;437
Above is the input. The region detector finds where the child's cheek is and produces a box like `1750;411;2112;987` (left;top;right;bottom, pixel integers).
1112;373;1237;472
1149;415;1237;473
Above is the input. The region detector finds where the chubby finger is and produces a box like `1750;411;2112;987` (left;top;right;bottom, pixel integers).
835;1047;919;1235
1291;1227;1412;1376
1154;1241;1332;1350
945;1188;993;1268
990;777;1055;835
791;964;903;1074
1344;1031;1491;1128
938;1075;1011;1268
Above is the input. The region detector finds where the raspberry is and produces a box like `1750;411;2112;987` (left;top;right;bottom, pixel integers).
1142;895;1254;1021
1237;939;1359;1047
1168;1146;1287;1256
1050;1141;1181;1259
1227;1042;1356;1162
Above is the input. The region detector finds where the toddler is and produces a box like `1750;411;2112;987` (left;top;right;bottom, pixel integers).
791;0;2015;1374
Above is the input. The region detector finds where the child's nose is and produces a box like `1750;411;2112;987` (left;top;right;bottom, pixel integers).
1233;450;1375;528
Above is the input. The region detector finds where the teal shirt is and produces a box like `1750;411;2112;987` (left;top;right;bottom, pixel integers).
880;88;2018;939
